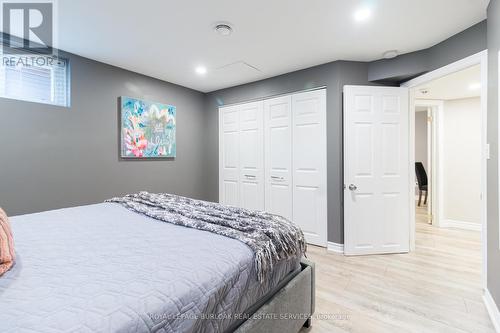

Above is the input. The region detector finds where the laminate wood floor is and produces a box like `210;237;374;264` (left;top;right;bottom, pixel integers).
300;204;493;333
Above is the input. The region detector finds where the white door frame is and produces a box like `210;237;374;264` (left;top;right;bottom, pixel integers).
426;105;434;221
402;50;488;290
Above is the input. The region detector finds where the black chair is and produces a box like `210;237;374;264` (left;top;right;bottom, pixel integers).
415;162;428;206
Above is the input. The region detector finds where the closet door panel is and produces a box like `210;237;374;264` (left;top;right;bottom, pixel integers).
292;90;327;246
219;105;240;206
264;96;293;220
223;180;240;206
239;101;264;211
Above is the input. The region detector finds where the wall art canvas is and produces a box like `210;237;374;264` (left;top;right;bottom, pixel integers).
120;96;176;158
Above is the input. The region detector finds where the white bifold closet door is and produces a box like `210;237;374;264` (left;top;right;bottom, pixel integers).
239;102;265;211
219;101;265;211
292;90;327;246
264;95;293;220
220;89;327;247
219;104;240;207
263;89;327;246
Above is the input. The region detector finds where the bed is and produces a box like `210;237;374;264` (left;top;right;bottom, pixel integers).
0;200;314;333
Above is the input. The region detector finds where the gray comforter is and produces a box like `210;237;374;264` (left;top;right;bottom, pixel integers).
106;192;306;282
0;203;301;333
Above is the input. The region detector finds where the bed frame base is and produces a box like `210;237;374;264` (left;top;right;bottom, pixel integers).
234;258;315;333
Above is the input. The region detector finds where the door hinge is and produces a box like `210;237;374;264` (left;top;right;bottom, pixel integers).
427;116;433;123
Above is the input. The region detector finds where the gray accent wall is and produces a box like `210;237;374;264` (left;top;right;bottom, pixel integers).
205;61;385;244
0;51;209;216
487;0;500;310
368;20;487;83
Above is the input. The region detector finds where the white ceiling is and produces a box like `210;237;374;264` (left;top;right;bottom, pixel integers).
56;0;489;92
415;64;481;100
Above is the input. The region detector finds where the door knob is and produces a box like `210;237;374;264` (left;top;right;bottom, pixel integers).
348;184;357;191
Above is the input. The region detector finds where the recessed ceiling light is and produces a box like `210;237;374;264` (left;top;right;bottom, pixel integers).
195;66;207;75
354;7;372;22
214;23;233;36
469;82;481;90
383;50;399;59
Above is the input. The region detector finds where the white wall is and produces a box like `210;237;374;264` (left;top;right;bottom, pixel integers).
415;111;428;172
442;97;481;224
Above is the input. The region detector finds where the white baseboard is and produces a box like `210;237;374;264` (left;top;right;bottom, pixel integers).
484;289;500;333
327;242;344;254
440;219;481;231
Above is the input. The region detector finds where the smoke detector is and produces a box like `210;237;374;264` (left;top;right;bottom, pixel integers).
214;23;233;36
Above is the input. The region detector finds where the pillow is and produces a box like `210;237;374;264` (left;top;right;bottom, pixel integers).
0;208;15;276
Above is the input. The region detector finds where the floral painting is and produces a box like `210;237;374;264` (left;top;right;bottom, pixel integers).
121;96;176;158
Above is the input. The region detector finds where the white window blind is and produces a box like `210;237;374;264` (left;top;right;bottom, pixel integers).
0;56;70;107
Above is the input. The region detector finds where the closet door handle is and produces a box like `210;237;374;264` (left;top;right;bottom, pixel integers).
244;174;256;179
271;176;285;181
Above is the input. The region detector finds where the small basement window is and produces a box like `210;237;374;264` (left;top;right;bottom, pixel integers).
0;55;70;107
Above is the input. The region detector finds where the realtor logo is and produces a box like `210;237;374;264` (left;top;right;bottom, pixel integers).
2;1;54;54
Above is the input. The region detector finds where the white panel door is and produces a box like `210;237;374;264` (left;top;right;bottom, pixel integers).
292;89;327;247
264;95;293;220
344;85;409;255
219;105;240;206
239;101;265;211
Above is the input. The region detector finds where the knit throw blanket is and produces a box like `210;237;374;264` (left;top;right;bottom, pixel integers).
106;192;306;282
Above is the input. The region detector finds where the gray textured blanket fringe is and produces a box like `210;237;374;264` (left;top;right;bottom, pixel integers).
106;192;306;282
